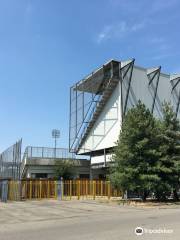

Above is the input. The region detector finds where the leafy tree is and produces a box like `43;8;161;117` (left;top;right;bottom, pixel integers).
156;102;180;200
54;159;76;180
110;101;161;201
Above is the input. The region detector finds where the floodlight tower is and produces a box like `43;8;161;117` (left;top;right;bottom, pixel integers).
52;129;60;158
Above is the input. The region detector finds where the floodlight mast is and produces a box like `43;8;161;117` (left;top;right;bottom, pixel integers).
52;129;60;158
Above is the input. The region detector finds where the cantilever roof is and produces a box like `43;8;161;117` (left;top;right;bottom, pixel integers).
73;59;114;94
74;67;104;94
73;59;173;95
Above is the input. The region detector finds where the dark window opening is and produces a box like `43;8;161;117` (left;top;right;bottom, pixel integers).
35;173;48;179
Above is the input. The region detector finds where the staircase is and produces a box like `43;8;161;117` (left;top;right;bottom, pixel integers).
76;77;119;152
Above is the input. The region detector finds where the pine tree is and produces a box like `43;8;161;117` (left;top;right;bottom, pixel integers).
157;102;180;200
110;101;160;201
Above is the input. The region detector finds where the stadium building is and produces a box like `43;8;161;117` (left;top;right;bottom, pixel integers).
69;59;180;179
0;143;90;180
21;146;90;179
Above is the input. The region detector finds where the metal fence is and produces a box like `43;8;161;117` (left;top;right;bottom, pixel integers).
0;180;122;202
24;146;76;159
63;180;122;200
0;139;22;180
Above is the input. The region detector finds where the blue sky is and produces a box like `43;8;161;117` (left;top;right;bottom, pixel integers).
0;0;180;152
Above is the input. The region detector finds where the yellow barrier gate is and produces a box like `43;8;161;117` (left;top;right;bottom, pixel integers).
7;180;122;201
8;180;57;201
63;180;121;200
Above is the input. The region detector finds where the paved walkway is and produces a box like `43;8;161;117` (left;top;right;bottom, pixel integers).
0;200;179;239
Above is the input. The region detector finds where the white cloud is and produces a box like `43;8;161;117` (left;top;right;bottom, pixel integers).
97;21;127;43
96;21;145;43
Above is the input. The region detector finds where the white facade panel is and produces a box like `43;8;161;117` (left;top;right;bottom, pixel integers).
128;66;152;110
91;155;105;165
91;153;113;165
79;82;121;153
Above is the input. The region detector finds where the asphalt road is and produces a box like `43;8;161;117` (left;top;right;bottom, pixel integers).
0;200;179;240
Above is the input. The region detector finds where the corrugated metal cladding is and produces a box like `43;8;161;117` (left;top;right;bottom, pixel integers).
69;59;180;157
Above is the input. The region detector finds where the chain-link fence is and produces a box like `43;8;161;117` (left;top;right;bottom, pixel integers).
0;139;22;180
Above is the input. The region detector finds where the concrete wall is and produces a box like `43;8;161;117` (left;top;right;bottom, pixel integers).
21;157;90;179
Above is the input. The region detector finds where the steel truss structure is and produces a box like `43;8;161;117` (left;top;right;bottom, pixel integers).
120;59;135;117
69;59;180;154
0;139;22;180
147;67;161;114
171;75;180;117
69;60;121;153
69;59;136;153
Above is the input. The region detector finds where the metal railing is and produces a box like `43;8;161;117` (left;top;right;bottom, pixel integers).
25;146;76;159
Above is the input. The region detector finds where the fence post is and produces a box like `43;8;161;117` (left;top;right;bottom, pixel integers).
77;180;80;200
1;180;8;203
8;181;11;201
25;181;27;199
93;181;96;200
18;180;21;201
39;180;42;200
47;180;50;198
54;181;57;199
61;179;64;200
56;179;63;200
70;180;72;200
30;181;32;200
86;180;88;198
108;181;111;200
101;181;103;197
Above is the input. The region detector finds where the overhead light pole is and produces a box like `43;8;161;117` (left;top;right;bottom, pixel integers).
52;129;60;158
